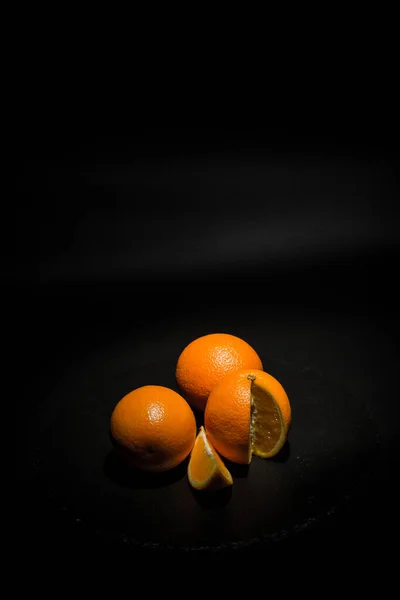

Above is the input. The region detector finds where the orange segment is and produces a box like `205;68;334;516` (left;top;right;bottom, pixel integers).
204;369;291;463
249;372;291;458
188;426;233;491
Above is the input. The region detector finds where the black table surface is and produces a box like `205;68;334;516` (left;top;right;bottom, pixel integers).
13;130;400;580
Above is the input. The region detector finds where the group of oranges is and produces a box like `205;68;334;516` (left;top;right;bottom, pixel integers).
110;333;292;492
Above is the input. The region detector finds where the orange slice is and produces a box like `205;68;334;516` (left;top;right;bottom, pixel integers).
249;372;291;458
188;426;233;491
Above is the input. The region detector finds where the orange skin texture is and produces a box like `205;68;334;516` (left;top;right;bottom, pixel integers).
175;333;263;411
204;369;291;464
110;385;196;472
204;369;252;464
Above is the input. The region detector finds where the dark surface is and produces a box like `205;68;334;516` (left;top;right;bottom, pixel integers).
14;128;400;579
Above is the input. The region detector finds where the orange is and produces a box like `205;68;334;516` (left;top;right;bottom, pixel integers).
175;333;263;411
188;426;233;492
204;368;291;464
110;385;196;472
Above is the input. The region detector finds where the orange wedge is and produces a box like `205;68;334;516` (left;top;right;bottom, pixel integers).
188;426;233;491
204;369;291;463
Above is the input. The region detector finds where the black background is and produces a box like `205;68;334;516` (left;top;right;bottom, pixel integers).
14;117;400;583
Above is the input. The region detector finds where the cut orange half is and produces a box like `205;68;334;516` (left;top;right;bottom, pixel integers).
188;426;233;491
204;369;291;464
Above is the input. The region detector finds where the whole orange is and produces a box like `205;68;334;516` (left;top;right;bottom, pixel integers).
175;333;263;411
204;368;291;464
110;385;196;472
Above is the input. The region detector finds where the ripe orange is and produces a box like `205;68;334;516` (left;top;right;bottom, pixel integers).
110;385;196;472
188;426;233;492
204;368;291;464
175;333;263;411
